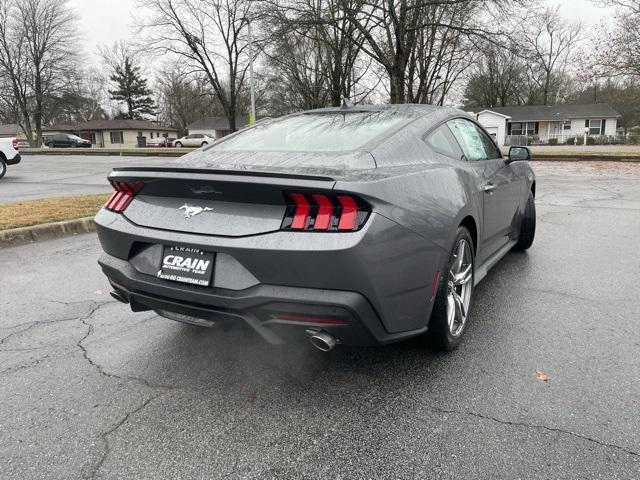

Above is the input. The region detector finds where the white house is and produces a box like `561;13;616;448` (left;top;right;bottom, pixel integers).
187;116;250;139
476;104;620;146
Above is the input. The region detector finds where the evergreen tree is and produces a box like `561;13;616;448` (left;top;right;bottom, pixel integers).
108;57;156;119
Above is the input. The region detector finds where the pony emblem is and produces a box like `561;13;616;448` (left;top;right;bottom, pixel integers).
179;204;214;218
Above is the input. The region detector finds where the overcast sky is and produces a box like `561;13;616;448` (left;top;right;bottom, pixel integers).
70;0;614;60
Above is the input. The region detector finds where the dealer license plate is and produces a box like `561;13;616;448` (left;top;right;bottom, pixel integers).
157;246;214;287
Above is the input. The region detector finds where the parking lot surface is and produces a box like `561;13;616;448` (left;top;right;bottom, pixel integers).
0;155;170;203
1;161;639;479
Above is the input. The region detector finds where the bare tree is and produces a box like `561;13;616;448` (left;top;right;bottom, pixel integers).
156;63;222;135
135;0;256;132
338;0;512;104
462;42;525;108
590;0;640;81
0;0;78;145
406;1;475;105
521;5;581;105
262;0;367;108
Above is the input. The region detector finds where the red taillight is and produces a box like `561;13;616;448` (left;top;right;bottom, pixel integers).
311;194;333;230
289;193;311;229
105;181;144;213
282;192;370;232
12;138;18;151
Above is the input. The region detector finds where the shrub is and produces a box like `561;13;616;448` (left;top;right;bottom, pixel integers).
548;138;558;145
586;136;596;145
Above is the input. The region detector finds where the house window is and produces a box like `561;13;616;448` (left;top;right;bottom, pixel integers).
589;119;603;135
110;131;123;144
563;121;571;130
510;122;538;136
525;122;536;136
150;132;154;139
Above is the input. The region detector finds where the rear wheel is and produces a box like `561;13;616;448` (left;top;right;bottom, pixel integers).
0;158;6;179
513;191;536;251
428;227;475;351
47;142;54;148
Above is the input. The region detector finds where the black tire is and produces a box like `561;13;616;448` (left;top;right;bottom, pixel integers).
0;158;6;179
175;142;183;148
201;142;208;147
428;226;475;351
47;142;55;148
513;191;536;251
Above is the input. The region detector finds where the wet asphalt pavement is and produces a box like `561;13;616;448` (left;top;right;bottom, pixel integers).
0;155;170;202
1;161;639;479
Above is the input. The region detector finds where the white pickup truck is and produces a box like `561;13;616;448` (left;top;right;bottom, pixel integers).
0;137;21;179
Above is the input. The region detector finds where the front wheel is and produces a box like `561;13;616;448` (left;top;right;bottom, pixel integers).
175;142;183;148
0;158;6;179
428;227;475;351
47;142;55;148
512;191;536;251
201;142;208;147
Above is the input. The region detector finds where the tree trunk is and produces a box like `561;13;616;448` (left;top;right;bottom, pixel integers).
389;72;405;104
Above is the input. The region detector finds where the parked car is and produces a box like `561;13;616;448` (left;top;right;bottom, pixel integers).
95;105;536;353
0;137;21;179
146;136;176;148
173;133;214;148
45;134;91;148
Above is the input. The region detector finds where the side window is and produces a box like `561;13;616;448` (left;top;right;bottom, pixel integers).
476;125;502;160
425;124;463;159
447;118;488;161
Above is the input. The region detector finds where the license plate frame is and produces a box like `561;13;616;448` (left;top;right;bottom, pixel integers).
157;245;215;287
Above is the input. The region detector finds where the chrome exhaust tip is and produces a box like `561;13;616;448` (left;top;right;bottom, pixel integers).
306;329;337;352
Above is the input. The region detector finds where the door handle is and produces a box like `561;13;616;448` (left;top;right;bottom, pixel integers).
483;183;496;193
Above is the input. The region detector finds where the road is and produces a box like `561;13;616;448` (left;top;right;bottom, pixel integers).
0;154;171;203
1;161;639;479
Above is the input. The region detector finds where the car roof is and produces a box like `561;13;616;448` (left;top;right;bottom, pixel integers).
300;103;461;118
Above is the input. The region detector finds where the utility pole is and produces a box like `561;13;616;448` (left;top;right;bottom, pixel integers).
246;18;256;126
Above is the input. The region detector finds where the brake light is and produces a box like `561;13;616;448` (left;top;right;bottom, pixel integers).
12;138;18;151
105;181;144;213
282;192;370;232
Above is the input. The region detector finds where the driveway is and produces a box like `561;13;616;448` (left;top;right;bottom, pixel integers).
0;154;172;203
1;161;639;479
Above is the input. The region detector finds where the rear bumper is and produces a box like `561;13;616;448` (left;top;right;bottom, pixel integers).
5;153;20;165
99;252;427;346
95;207;445;344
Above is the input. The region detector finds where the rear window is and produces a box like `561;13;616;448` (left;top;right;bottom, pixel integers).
212;111;413;152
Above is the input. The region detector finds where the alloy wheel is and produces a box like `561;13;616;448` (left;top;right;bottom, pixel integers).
446;239;473;336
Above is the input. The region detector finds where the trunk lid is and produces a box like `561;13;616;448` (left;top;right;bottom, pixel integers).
109;167;338;237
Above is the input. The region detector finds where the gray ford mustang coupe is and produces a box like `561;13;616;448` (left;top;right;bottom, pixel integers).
96;105;536;352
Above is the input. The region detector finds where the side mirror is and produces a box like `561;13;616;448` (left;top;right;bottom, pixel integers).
507;146;531;163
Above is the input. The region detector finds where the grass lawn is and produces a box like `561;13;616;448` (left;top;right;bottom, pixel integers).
0;193;110;230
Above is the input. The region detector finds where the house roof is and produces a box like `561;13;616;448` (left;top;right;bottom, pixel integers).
187;116;250;131
481;104;620;122
73;119;175;131
0;123;19;136
42;123;77;132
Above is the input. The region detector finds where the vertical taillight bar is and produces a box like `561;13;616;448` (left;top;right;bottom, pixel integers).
289;193;311;229
311;194;333;230
105;181;144;213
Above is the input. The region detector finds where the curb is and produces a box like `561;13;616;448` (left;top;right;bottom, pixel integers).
0;217;95;248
